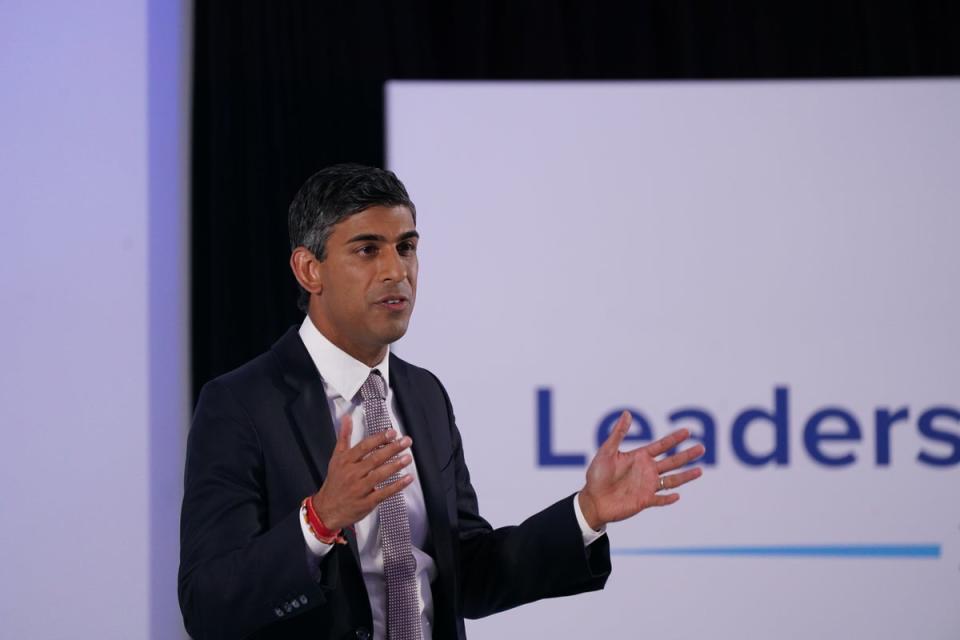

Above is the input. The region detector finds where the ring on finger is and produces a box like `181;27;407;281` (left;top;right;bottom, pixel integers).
658;476;666;491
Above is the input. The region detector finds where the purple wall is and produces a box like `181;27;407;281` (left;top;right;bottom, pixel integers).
0;1;190;637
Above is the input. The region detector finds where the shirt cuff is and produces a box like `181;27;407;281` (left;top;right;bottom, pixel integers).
300;504;334;572
573;492;606;546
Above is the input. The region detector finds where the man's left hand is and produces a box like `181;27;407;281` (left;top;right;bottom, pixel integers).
578;410;706;531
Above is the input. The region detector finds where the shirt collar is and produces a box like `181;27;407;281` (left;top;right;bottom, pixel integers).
298;316;390;402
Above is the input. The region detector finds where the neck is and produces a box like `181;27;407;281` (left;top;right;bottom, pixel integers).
307;310;388;368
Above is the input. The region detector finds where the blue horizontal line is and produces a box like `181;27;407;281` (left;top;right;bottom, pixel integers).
611;544;941;558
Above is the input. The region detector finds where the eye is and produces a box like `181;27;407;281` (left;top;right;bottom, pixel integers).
398;241;418;256
356;244;378;257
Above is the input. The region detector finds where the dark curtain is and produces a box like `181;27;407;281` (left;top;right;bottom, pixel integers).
192;1;960;399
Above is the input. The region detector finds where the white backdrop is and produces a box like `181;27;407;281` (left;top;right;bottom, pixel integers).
387;81;960;639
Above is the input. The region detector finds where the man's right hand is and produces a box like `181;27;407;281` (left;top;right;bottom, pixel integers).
311;414;414;532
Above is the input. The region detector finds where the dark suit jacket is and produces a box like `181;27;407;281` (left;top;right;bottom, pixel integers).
179;327;610;640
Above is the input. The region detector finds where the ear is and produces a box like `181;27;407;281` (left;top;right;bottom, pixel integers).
290;246;323;297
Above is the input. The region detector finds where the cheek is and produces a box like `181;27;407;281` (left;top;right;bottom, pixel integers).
328;277;368;317
408;260;419;287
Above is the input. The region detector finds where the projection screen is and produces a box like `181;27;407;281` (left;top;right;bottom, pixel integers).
386;80;960;640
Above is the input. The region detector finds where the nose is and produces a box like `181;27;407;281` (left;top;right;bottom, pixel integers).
379;246;407;283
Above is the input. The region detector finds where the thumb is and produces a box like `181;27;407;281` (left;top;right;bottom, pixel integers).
601;410;631;454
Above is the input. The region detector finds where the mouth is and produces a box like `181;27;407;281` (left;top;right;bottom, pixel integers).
376;295;410;312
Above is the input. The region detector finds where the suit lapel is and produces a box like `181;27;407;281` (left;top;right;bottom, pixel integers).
272;327;362;566
273;327;337;484
288;377;337;482
389;356;451;549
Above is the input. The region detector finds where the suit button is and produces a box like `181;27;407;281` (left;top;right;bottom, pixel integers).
291;599;300;609
299;595;308;605
283;602;293;613
274;608;284;618
355;628;371;640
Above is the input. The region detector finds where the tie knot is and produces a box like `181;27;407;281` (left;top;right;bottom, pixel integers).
359;370;386;402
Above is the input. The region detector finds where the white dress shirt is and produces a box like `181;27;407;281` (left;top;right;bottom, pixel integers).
297;316;604;640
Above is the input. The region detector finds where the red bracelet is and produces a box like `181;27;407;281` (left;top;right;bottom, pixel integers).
302;497;347;545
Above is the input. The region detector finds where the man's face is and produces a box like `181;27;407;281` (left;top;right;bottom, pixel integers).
312;205;418;364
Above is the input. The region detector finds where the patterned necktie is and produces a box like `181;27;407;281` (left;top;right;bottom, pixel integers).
359;370;422;640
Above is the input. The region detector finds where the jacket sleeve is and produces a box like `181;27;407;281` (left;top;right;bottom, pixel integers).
177;380;343;639
430;376;612;619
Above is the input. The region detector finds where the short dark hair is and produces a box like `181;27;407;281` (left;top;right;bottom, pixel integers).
288;163;417;312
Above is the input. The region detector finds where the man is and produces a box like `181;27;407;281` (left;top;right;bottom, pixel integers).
178;164;704;640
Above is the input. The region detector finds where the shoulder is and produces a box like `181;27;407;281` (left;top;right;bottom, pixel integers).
197;350;281;407
390;353;435;383
194;327;302;417
389;353;456;416
190;353;281;448
211;350;282;395
390;353;447;392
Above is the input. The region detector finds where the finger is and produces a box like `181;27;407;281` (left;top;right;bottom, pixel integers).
643;427;690;458
600;410;632;453
648;493;681;508
365;473;414;508
335;414;353;452
655;443;706;474
362;436;413;470
366;454;413;486
659;467;703;490
349;428;398;461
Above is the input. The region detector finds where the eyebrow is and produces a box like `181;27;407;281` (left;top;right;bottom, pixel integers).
345;230;420;244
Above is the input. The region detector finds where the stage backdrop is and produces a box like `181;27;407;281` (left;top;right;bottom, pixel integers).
387;80;960;640
0;1;189;637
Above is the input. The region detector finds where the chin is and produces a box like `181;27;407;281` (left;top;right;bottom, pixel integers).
377;321;410;346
